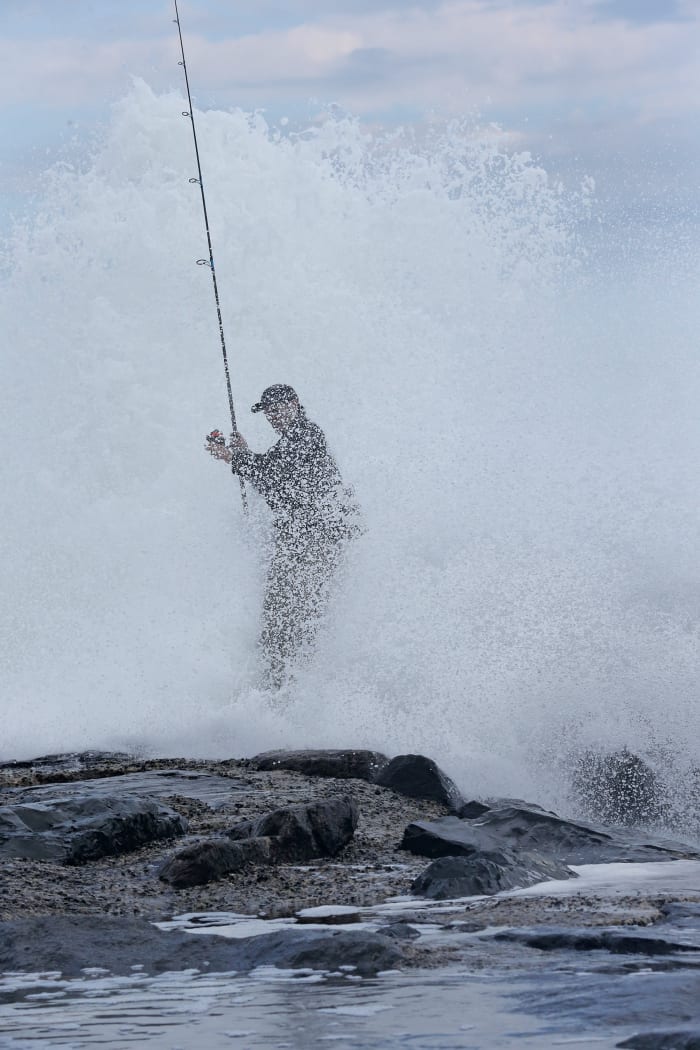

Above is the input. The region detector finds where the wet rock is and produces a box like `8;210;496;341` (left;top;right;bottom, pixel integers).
658;902;700;928
3;769;250;809
412;850;575;900
296;905;362;925
618;1033;700;1049
159;837;272;889
493;927;696;955
226;927;404;975
573;749;663;826
0;795;187;864
379;922;421;941
458;800;491;819
374;754;463;811
0;915;404;977
227;796;359;862
400;802;698;865
249;749;389;781
0;750;135;775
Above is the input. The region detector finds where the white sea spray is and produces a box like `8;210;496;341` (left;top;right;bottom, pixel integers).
1;80;698;813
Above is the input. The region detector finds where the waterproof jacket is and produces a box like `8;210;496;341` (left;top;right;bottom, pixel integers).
230;410;358;540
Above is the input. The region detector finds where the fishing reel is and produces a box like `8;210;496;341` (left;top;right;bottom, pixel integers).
205;428;233;460
206;429;226;448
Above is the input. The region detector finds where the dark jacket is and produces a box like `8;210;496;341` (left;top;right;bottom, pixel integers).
231;409;358;540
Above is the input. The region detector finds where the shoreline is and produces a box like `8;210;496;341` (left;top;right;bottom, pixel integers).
3;749;700;1048
2;751;698;930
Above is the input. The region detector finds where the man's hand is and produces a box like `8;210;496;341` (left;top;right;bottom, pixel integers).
205;429;233;463
228;431;249;451
204;428;249;464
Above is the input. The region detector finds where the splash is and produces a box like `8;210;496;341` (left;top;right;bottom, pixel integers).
2;81;698;814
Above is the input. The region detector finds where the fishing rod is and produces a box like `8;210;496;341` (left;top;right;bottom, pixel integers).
173;0;248;513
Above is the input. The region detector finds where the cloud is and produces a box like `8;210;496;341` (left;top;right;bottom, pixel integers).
187;0;700;128
591;0;692;25
1;0;699;131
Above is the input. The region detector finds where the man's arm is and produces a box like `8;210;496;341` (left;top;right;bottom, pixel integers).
229;436;277;497
205;429;274;499
295;423;342;494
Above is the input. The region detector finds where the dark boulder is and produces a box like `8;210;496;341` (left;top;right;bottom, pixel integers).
412;850;575;900
458;800;491;819
493;927;696;955
159;837;272;888
0;795;187;864
373;754;463;811
0;915;404;977
160;796;359;888
228;796;359;863
400;802;698;866
249;749;389;781
572;749;663;826
618;1033;700;1049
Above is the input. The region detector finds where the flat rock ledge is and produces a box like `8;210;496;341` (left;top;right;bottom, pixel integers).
0;915;404;977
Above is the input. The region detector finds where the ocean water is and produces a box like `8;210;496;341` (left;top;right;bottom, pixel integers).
4;860;700;1050
2;80;699;811
0;966;588;1050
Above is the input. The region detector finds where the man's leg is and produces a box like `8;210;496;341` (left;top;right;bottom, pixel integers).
287;535;344;660
259;533;345;687
259;541;305;688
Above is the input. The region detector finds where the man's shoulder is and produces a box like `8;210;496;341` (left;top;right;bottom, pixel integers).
303;419;326;439
295;419;327;447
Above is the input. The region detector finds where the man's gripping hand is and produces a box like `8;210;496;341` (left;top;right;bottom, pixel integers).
205;429;249;463
205;429;233;462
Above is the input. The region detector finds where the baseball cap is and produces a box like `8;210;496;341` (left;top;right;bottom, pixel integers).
251;384;299;413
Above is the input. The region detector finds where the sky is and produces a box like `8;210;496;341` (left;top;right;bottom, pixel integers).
1;0;699;230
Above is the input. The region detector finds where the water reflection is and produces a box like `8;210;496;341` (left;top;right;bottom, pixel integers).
0;967;550;1050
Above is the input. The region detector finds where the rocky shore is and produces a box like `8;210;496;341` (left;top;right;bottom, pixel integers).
2;747;700;1047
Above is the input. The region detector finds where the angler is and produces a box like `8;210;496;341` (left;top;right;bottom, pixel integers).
207;385;361;688
175;6;360;684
